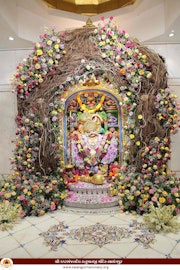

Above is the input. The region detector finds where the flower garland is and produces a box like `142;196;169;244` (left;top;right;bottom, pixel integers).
72;131;114;164
77;92;105;113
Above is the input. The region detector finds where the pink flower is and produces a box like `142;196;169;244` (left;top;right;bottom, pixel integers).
149;189;155;194
19;195;25;201
50;204;56;211
20;211;26;217
171;187;178;193
175;208;180;214
101;16;105;21
151;196;157;202
110;16;114;21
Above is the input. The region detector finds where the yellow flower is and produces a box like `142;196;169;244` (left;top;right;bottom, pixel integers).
23;189;28;194
27;191;32;196
4;193;11;199
35;63;41;69
162;191;167;197
36;49;43;56
47;40;52;46
144;186;150;191
134;190;140;196
141;54;147;59
51;180;58;184
128;51;133;56
60;193;67;199
138;114;143;120
139;70;144;75
129;134;135;139
39;210;45;215
48;59;54;65
4;183;10;188
129;196;134;200
136;141;141;146
146;72;152;78
39;78;43;83
51;110;57;115
54;44;59;49
30;199;36;205
159;197;166;203
127;91;131;96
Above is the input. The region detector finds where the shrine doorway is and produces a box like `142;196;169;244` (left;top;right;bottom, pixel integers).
63;87;123;179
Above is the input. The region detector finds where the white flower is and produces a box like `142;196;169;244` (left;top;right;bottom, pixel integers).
86;65;90;70
101;34;106;40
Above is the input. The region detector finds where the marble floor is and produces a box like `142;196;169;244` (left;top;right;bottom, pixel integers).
0;206;180;263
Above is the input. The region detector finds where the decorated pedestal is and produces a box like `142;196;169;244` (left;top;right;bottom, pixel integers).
64;181;119;209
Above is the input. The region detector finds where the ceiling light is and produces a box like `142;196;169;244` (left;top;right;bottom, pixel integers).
8;36;14;41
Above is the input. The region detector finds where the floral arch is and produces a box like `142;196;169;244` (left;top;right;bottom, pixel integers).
0;17;179;216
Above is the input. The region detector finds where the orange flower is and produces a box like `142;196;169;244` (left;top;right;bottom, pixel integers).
119;68;126;75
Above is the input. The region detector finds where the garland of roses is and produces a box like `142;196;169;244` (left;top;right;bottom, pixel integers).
77;92;105;113
73;131;112;162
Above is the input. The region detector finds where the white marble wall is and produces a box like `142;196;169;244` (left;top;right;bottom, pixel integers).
0;44;180;176
0;49;32;176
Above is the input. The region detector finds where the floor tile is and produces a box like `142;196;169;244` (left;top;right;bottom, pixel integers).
170;243;180;258
83;214;113;224
7;219;32;233
12;226;41;244
128;245;166;258
24;237;54;258
86;246;121;258
63;244;98;258
35;217;62;232
0;230;10;238
0;236;19;256
152;234;177;255
2;246;31;258
40;247;74;258
104;242;138;257
26;214;52;225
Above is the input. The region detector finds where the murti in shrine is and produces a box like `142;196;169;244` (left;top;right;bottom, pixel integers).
62;81;122;186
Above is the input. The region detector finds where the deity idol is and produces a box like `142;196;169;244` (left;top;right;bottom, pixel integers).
71;111;118;175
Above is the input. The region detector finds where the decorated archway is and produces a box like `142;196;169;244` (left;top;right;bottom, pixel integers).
0;18;179;216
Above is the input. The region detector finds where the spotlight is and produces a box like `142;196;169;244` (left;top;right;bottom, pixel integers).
8;36;14;41
168;30;175;37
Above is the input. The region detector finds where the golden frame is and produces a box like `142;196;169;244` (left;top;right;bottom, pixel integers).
60;81;126;168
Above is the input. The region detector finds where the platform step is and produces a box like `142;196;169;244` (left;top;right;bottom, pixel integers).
64;181;119;209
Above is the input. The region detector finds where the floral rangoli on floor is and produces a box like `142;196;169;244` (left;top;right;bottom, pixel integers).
40;220;156;251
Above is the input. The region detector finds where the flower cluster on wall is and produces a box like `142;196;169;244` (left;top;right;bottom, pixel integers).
0;17;179;217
